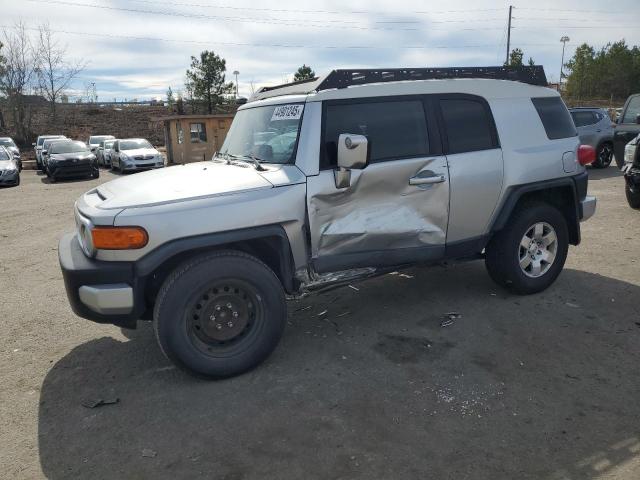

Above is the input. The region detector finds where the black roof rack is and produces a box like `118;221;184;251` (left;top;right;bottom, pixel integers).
254;66;548;99
317;66;548;90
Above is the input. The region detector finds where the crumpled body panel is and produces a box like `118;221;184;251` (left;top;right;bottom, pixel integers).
307;157;449;260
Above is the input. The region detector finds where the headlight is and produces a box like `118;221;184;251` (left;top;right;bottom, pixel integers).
624;143;637;164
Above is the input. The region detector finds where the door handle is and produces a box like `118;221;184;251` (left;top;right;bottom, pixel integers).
409;174;445;185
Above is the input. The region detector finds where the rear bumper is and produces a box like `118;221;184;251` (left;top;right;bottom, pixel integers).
58;232;142;328
580;196;597;222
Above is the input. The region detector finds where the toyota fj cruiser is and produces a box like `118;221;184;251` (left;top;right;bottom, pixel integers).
59;67;597;378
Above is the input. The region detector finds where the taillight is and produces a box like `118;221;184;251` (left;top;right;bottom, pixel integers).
577;145;596;166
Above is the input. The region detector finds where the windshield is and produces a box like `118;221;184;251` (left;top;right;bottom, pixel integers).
0;139;16;148
38;136;64;147
0;148;11;161
51;141;90;154
121;139;152;150
89;135;114;144
220;103;304;164
104;140;115;149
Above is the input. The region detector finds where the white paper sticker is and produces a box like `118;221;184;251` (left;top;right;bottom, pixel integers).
271;104;304;121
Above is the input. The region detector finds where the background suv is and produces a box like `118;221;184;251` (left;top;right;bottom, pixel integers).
614;93;640;169
569;107;614;168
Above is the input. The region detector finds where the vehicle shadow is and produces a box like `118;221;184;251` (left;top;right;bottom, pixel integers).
38;265;640;479
40;176;96;185
588;166;623;181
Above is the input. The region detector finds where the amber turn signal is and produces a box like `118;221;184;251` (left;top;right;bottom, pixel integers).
92;226;149;250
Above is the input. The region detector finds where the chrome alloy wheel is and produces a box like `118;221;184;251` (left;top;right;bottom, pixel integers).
518;222;557;278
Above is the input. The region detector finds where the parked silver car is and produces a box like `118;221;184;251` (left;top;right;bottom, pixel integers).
110;138;164;173
60;67;596;378
0;137;22;171
569;107;614;168
96;139;116;167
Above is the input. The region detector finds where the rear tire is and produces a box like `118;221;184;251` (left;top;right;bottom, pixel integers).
485;202;569;295
153;251;287;379
626;182;640;209
593;142;613;169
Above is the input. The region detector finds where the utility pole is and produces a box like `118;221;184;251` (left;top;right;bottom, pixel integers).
233;70;239;98
559;36;570;91
505;5;513;65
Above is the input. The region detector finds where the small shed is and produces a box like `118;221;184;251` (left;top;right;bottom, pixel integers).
153;113;235;165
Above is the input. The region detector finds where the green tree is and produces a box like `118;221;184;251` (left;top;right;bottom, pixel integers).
505;48;524;67
166;86;174;110
293;64;315;82
185;50;234;114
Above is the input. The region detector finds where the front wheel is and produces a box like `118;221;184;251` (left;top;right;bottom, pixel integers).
153;251;287;378
593;143;613;169
485;203;569;295
626;181;640;209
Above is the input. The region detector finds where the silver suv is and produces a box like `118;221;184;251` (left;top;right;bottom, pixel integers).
59;67;597;378
569;107;614;168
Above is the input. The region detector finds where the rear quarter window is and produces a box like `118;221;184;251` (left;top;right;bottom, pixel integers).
532;97;577;140
439;98;498;154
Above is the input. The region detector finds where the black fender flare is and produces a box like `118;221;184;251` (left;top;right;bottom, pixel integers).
489;173;587;245
135;225;297;293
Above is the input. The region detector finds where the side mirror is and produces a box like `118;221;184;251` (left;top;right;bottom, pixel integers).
334;134;368;188
32;142;36;147
42;150;48;155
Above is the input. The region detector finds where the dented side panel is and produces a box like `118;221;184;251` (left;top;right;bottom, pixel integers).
306;156;450;261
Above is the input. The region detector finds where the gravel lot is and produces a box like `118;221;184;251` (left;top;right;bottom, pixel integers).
1;167;639;479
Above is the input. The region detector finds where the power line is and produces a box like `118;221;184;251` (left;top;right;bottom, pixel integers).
0;24;576;50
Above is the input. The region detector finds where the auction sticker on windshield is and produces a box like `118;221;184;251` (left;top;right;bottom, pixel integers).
271;104;304;121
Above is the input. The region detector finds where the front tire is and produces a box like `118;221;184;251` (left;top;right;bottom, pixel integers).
485;202;569;295
593;143;613;169
626;181;640;209
153;251;287;378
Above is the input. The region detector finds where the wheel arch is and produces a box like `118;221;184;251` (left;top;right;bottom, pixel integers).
490;176;584;246
136;225;298;315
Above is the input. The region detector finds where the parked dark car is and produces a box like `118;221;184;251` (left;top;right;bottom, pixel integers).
0;146;20;187
569;108;614;168
622;133;640;209
46;140;99;182
613;94;640;168
0;137;22;171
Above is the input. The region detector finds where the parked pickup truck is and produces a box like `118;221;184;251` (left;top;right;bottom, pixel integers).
613;93;640;168
59;67;597;379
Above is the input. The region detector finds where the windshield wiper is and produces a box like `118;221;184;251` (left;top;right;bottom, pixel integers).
223;153;266;171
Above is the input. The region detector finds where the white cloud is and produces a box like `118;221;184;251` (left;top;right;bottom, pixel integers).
4;0;640;98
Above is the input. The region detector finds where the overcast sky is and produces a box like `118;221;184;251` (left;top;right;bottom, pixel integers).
4;0;640;101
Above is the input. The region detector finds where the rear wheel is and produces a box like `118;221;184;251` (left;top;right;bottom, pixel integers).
153;251;287;378
485;202;569;295
626;181;640;209
593;143;613;169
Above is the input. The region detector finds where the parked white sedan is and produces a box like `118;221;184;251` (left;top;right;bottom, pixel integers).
110;138;165;173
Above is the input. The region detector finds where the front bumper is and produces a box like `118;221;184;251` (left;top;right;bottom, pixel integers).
59;233;143;328
49;162;97;179
122;162;164;171
0;171;19;186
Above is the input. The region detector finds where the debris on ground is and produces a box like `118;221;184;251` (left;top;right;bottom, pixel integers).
141;449;157;458
295;305;312;312
440;312;461;327
317;310;327;316
348;284;359;291
566;302;580;308
82;397;119;409
336;311;351;318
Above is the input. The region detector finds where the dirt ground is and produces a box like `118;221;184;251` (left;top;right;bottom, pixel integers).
1;167;639;479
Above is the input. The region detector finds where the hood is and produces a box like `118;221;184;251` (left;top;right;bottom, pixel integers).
96;161;273;209
0;159;17;170
121;148;158;157
51;152;94;161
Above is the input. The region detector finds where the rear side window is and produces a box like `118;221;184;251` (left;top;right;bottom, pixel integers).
622;96;640;124
439;98;497;154
531;97;577;140
570;111;597;127
322;99;429;167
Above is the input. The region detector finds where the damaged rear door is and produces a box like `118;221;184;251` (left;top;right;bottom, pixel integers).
307;95;449;273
